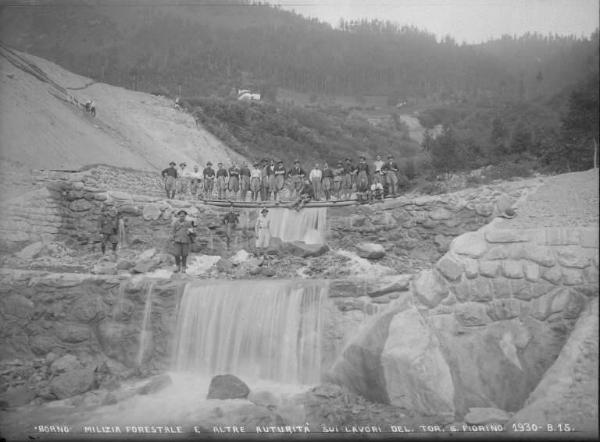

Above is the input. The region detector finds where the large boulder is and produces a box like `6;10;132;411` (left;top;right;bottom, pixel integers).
0;386;36;408
50;354;82;375
15;242;44;261
381;306;455;418
355;242;385;259
207;374;250;400
132;257;161;274
49;368;96;399
283;241;329;258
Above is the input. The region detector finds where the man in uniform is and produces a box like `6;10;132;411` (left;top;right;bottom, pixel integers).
382;155;400;196
216;162;229;200
176;162;188;199
265;159;276;201
203;161;215;199
273;160;287;201
254;207;271;262
250;161;262;201
170;209;195;273
222;201;240;250
309;163;322;201
228;162;241;200
373;154;385;186
161;161;178;199
98;206;119;257
355;156;370;193
332;161;344;200
288;160;306;200
188;164;203;200
341;158;354;200
321;162;334;201
239;161;251;202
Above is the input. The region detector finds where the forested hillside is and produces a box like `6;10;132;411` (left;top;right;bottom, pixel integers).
0;0;596;103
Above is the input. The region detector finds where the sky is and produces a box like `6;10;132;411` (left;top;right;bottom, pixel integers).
276;0;599;43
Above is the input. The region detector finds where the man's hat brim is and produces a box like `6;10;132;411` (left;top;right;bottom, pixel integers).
169;162;176;166
177;210;188;215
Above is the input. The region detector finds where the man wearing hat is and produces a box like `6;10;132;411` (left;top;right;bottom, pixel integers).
341;158;355;200
188;164;203;200
273;160;287;201
321;162;334;201
239;161;251;202
161;161;178;199
332;161;344;200
170;209;196;273
176;162;188;199
203;161;215;199
381;155;400;196
250;161;262;201
309;163;323;201
254;207;271;261
228;162;241;200
356;156;370;193
288;159;306;200
216;162;229;200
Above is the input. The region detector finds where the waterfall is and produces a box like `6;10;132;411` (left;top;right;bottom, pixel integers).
173;280;327;385
268;208;327;244
112;281;127;320
137;281;155;366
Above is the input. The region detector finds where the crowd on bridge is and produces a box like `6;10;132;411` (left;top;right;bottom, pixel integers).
160;154;406;203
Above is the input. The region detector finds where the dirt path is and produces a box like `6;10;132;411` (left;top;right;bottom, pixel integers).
497;169;599;229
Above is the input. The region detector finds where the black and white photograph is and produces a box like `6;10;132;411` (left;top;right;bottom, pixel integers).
0;0;598;440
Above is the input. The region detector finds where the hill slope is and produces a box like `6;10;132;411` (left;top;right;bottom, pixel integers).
0;46;245;180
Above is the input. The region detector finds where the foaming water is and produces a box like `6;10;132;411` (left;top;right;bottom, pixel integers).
136;281;155;366
173;280;327;384
268;208;327;244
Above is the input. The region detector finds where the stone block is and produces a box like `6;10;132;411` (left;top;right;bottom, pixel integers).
486;299;521;321
470;277;494;302
464;258;479;279
549;288;571;314
70;199;93;212
479;260;500;277
502;260;524;279
524;246;556;267
541;267;562;285
367;275;411;297
510;279;533;300
530;290;556;321
492;278;513;299
451;232;488;258
545;228;579;246
329;280;365;298
485;246;508;260
455;302;491;326
50;368;96;399
529;281;557;299
55;324;91;343
579;227;599;248
561;268;584;286
485;229;530;243
523;262;540;282
15;242;44;260
429;208;452;220
142;204;162;221
1;294;34;319
583;266;599;284
451;279;471;302
413;270;449;308
436;254;465;281
556;247;590;269
562;291;586;319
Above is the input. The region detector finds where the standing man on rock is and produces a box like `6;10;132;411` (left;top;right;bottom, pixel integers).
254;207;271;262
98;206;119;257
321;162;334;201
176;162;188;199
161;161;178;199
170;209;195;273
203;161;215;199
341;158;354;200
332;161;344;200
250;161;262;201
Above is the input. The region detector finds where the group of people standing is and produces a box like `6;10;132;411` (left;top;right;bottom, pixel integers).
161;154;404;202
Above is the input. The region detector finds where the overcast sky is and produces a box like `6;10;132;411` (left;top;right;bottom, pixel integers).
276;0;599;43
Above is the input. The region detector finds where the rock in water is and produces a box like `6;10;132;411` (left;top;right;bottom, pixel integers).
49;368;96;399
137;374;173;395
15;241;44;260
207;374;250;400
356;242;385;259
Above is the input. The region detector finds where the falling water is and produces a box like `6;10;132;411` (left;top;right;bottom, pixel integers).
173;280;327;384
112;281;127;320
268;208;327;244
137;281;155;366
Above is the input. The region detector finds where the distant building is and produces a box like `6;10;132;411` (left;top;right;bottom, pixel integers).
237;89;261;101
